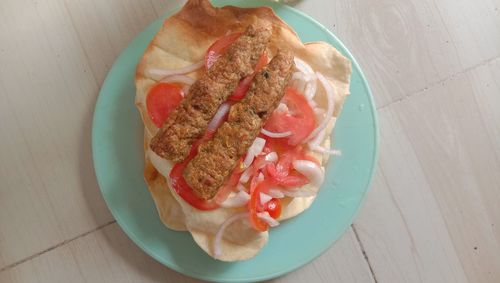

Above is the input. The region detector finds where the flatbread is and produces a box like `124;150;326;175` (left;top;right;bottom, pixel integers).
135;0;351;261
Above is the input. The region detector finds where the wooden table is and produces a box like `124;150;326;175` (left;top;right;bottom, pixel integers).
1;0;499;282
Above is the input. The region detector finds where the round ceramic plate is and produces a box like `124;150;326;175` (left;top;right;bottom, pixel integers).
92;0;378;282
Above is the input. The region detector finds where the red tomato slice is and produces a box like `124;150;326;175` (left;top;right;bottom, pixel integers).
254;52;268;72
146;83;183;127
249;181;269;231
228;52;269;102
265;148;311;188
169;132;240;211
205;32;242;70
228;76;253;102
265;198;282;219
264;87;316;146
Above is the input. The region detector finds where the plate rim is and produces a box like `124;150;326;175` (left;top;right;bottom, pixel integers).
91;1;379;282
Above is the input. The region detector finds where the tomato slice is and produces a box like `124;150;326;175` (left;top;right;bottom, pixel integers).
205;32;242;70
265;148;312;188
265;198;282;219
249;181;269;231
146;83;183;127
264;87;316;146
254;52;269;72
169;132;242;211
228;52;269;102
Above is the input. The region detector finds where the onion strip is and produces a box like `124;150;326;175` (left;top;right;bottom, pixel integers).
306;72;335;141
261;128;292;138
293;160;324;187
243;138;266;168
312;146;342;156
213;212;249;259
207;103;230;132
294;57;314;75
148;60;203;78
220;191;250;208
257;212;280;227
159;74;195;85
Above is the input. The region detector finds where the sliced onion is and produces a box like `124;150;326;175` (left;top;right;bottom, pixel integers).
220;191;250;208
261;128;292;138
282;189;317;198
306;72;335;141
237;183;247;192
257;172;264;182
259;192;273;205
148;60;203;78
294;57;314;75
292;71;305;81
257;212;280;227
207;102;230;132
267;189;285;198
293;160;324;187
239;167;253;183
276;103;289;113
308;128;326;149
295;79;307;93
214;212;249;259
312;146;342;156
148;150;173;178
159;74;195;85
243;137;266;168
304;73;318;100
265;152;278;162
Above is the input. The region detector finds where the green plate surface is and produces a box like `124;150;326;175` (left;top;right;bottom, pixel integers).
92;1;378;282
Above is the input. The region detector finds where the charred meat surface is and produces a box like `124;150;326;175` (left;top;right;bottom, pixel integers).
184;50;294;199
150;25;272;163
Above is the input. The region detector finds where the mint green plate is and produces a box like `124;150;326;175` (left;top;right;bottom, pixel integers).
92;0;378;282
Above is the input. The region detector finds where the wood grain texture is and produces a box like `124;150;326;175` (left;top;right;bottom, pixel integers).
354;58;500;282
1;0;500;281
297;0;500;107
0;224;372;283
0;0;373;281
0;0;113;268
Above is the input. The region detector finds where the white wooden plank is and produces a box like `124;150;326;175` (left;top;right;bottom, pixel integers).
0;224;373;283
268;228;375;283
296;0;500;107
354;57;500;282
0;0;113;268
63;0;159;82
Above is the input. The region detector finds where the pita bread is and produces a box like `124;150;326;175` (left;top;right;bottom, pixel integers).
135;0;351;261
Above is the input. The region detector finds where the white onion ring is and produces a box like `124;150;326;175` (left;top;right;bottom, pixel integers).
276;103;289;113
243;138;266;168
214;212;249;259
304;73;318;100
267;189;285;198
293;160;324;187
312;146;342;156
237;183;247;192
294;57;314;75
259;192;273;206
264;152;278;162
261;128;292;138
159;74;195;85
308;128;326;149
306;72;335;141
220;191;250;208
207;102;230;132
239;167;253;183
295;79;307;93
292;71;305;81
257;212;280;227
148;60;203;78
